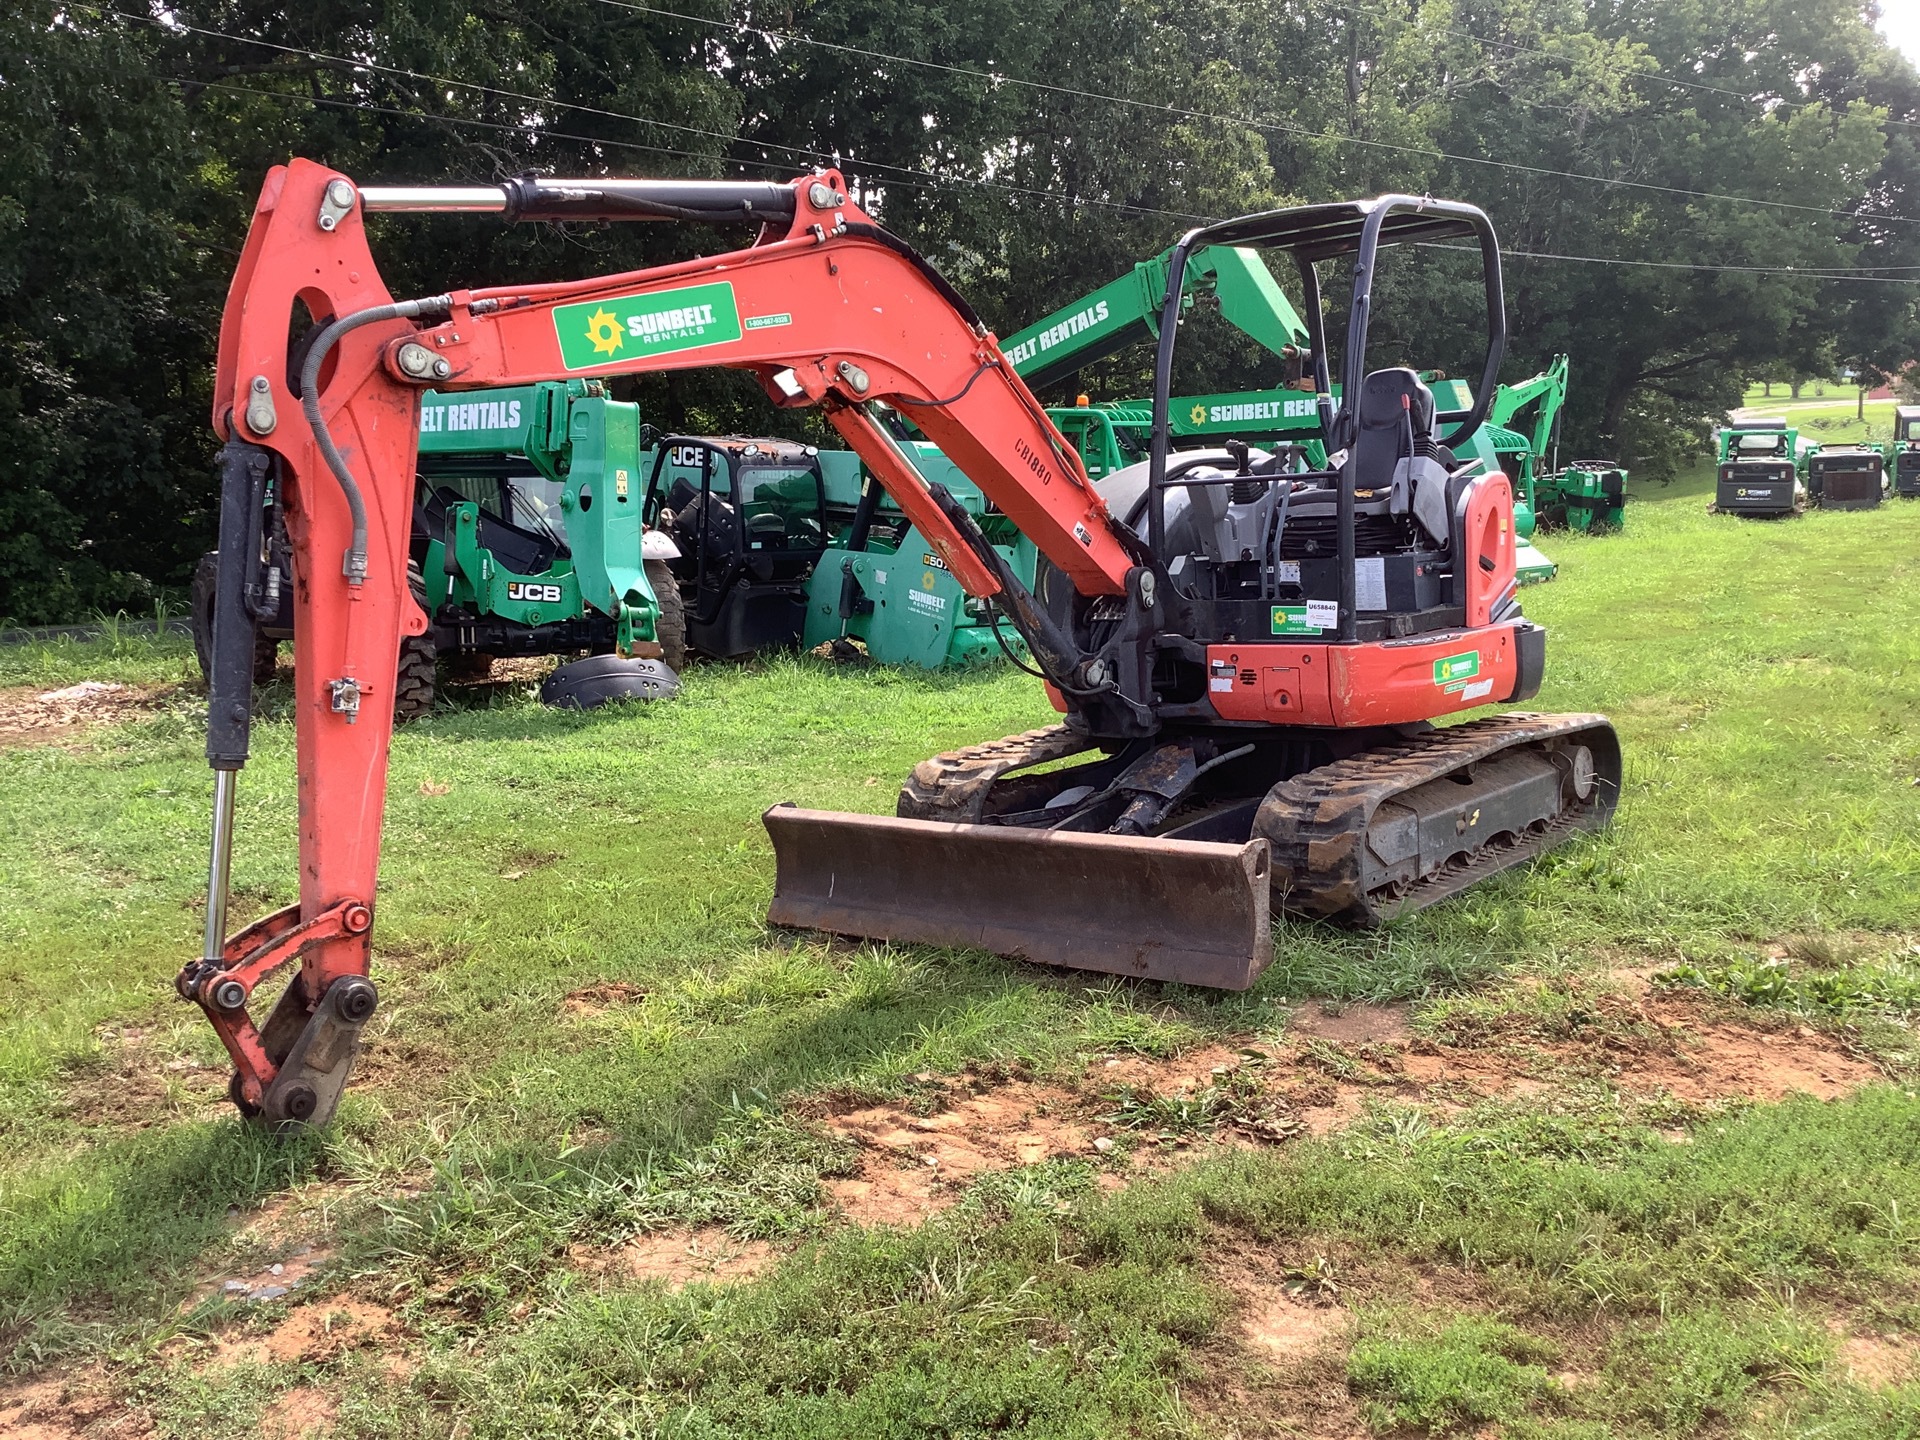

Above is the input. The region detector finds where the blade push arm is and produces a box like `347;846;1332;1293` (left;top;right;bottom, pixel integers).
190;160;1140;1123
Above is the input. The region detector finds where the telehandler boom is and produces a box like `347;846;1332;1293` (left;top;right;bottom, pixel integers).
188;162;1617;1130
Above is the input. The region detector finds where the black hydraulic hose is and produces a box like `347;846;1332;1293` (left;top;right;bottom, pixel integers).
988;601;1049;681
300;294;453;583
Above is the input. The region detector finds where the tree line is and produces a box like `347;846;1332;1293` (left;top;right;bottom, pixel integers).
2;0;1915;622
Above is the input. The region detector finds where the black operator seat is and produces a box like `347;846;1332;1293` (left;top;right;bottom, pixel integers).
1351;367;1436;491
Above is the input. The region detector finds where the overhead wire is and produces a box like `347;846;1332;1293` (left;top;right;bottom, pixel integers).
595;0;1920;229
1307;0;1920;133
107;5;1920;289
1418;241;1920;283
99;5;1216;225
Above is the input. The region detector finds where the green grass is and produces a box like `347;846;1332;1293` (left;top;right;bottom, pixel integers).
1736;383;1897;446
2;459;1919;1433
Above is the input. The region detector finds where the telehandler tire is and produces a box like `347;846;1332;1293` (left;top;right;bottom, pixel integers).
394;560;438;722
645;558;687;672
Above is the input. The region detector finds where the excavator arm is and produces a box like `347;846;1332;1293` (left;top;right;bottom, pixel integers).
186;159;1141;1128
1487;354;1569;469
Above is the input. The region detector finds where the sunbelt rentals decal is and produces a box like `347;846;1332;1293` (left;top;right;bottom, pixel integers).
553;281;743;370
419;396;523;434
1433;650;1492;700
1004;299;1110;369
1189;397;1318;429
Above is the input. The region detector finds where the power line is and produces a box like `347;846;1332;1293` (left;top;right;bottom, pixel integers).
601;0;1919;229
176;77;1134;222
101;5;1214;225
1421;241;1920;282
177;78;788;176
1311;0;1920;133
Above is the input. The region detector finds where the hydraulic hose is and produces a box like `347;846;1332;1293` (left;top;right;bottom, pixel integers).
299;295;453;582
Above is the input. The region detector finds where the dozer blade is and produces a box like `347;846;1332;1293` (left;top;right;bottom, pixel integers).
764;805;1273;990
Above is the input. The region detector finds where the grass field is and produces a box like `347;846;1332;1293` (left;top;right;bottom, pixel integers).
3;462;1920;1437
1737;383;1899;446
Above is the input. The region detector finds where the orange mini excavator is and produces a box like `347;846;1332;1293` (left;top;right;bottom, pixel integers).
185;161;1617;1129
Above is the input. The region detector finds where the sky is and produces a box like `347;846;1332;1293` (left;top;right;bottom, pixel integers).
1882;0;1920;67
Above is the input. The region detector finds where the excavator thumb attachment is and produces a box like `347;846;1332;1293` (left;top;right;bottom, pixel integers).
764;806;1273;990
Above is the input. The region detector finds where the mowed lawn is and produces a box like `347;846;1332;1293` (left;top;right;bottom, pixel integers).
1736;383;1902;446
1;463;1919;1437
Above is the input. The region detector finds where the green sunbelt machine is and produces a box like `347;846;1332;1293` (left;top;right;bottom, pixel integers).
643;435;1037;671
194;378;1041;713
193;379;681;716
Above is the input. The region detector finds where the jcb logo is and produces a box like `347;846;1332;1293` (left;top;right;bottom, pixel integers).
506;581;563;604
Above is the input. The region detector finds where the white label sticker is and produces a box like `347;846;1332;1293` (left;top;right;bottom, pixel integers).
1210;677;1234;692
1304;599;1339;629
1461;678;1495;700
1354;557;1387;611
873;569;887;584
1274;560;1301;585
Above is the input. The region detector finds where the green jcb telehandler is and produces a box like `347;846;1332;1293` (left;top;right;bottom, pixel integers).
192;379;683;716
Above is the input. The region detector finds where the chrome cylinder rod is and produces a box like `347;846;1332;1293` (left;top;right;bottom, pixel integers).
358;186;508;213
203;768;238;964
355;177;798;225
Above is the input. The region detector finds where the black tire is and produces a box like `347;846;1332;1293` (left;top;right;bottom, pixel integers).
441;651;496;683
645;558;687;672
394;560;437;722
191;551;281;685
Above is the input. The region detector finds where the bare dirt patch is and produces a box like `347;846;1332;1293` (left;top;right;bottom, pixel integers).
0;1368;119;1440
822;1078;1100;1224
1420;984;1881;1104
260;1385;337;1439
1184;1249;1369;1440
807;986;1883;1231
1243;1289;1348;1361
563;981;649;1017
1289;1002;1410;1046
0;682;174;751
571;1227;777;1290
57;1022;230;1132
200;1297;395;1370
1841;1331;1916;1390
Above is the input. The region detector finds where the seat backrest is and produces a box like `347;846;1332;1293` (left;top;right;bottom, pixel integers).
1352;368;1436;490
428;483;562;577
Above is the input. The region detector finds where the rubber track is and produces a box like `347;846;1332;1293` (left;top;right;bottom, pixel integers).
1255;711;1617;926
897;725;1095;823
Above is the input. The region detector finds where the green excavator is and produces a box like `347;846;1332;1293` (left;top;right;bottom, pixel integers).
1480;355;1627;536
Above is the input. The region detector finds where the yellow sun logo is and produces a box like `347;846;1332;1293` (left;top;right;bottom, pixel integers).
584;308;624;357
1190;403;1208;426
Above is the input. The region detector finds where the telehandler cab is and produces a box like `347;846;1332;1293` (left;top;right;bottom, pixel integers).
186;162;1617;1130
